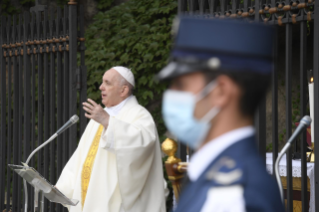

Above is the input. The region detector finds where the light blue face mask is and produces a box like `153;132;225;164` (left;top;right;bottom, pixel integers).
162;81;220;150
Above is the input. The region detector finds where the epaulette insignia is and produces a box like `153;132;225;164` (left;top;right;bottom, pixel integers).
206;157;243;185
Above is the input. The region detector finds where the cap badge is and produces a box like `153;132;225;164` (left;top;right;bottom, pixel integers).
207;57;221;70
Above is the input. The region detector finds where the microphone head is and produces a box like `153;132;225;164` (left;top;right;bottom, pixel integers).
70;115;79;124
300;115;312;127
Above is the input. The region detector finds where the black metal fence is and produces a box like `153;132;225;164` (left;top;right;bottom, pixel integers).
0;1;87;211
178;0;318;211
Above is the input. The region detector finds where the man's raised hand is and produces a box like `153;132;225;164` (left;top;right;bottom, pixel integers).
82;99;110;129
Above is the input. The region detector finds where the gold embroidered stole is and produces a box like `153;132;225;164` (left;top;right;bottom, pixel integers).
81;125;104;208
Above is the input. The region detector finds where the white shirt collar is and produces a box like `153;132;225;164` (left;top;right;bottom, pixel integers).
104;95;132;116
188;126;255;181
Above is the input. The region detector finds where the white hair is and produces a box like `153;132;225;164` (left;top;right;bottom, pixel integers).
117;74;134;96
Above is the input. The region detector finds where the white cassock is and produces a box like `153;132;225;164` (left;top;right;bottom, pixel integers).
56;96;166;212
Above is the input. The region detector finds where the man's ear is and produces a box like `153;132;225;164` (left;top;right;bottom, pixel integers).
121;85;129;97
212;75;237;108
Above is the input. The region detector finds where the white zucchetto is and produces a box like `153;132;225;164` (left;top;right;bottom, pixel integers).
112;66;135;87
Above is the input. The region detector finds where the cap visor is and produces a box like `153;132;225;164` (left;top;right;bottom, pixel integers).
155;61;202;81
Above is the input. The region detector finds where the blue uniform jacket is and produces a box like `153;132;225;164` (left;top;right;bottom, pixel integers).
174;136;285;212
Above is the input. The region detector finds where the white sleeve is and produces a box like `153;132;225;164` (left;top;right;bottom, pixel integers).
100;117;115;150
200;185;246;212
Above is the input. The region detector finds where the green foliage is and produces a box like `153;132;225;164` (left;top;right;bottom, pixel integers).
1;0;21;16
19;0;35;6
97;0;114;10
85;0;176;135
266;143;272;151
56;0;69;7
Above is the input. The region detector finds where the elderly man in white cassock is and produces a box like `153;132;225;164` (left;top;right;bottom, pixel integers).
56;66;166;212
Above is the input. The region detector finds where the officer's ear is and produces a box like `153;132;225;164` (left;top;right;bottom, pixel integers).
211;75;241;109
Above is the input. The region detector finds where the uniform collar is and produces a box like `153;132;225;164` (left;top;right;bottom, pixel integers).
188;126;255;182
104;95;133;116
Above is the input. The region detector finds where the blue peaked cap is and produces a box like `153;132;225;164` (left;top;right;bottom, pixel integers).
156;16;275;80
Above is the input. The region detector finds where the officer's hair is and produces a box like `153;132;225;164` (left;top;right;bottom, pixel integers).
203;71;270;118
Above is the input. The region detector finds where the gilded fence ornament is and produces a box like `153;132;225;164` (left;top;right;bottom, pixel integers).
177;0;314;25
283;5;291;11
292;14;297;24
308;11;312;21
269;7;277;14
68;0;77;5
298;3;307;9
278;16;284;26
242;12;249;17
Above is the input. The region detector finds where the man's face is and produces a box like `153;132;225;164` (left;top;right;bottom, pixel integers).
170;72;215;120
99;69;123;107
169;71;241;121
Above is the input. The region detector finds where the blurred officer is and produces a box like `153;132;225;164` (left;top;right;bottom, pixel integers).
156;17;285;212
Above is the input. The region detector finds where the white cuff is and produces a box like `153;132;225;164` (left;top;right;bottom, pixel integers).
100;117;114;149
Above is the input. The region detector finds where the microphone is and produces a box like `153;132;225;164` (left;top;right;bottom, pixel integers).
275;115;312;202
56;115;79;135
287;116;312;144
23;115;79;212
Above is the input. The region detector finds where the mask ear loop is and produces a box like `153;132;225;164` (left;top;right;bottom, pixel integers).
195;80;218;102
201;107;220;122
195;80;220;122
